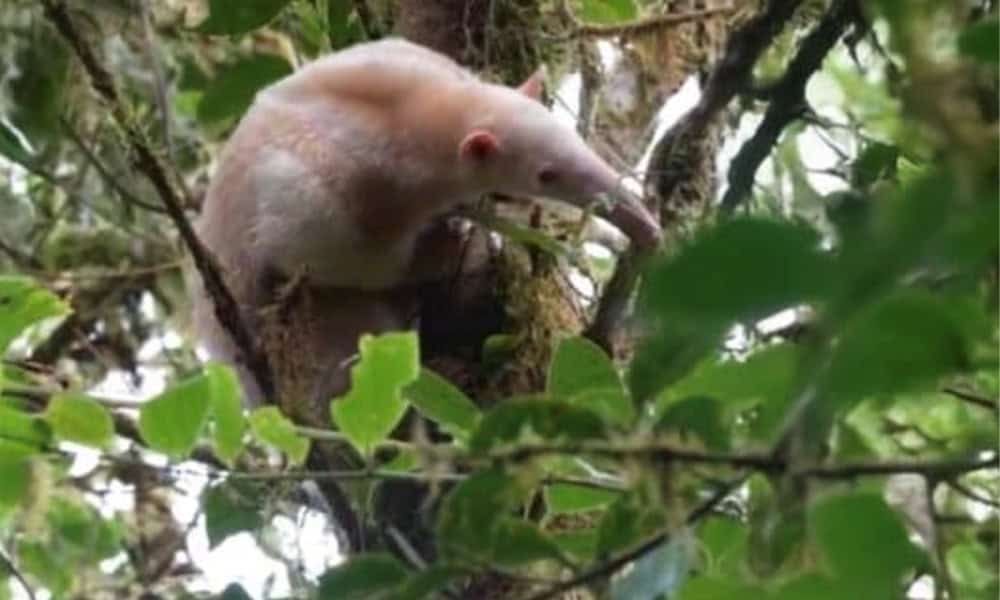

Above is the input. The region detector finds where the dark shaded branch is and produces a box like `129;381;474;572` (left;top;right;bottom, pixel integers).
4;384;226;469
0;548;35;600
489;440;999;480
720;0;862;212
521;473;749;600
40;0;275;400
648;0;807;208
519;449;998;599
943;386;1000;413
947;479;1000;509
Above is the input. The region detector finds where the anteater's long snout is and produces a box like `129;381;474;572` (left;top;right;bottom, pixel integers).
602;187;663;251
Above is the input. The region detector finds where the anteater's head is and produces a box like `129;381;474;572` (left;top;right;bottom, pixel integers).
456;70;663;250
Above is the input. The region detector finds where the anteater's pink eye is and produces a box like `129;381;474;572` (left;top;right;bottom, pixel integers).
538;168;559;185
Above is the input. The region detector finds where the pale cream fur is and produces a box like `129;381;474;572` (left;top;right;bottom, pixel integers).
193;38;661;407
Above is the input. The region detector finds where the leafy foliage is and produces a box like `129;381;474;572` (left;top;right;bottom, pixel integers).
0;1;995;599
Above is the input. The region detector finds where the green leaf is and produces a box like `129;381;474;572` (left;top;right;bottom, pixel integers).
379;448;419;473
138;374;212;460
332;332;419;455
404;368;480;441
958;17;999;64
677;577;766;600
549;337;633;427
577;0;637;24
548;336;623;397
772;574;841;600
491;519;568;568
395;565;467;600
18;541;73;596
0;276;69;353
811;492;924;597
552;529;598;563
822;291;975;408
0;405;51;451
197;54;292;127
47;498;123;562
948;541;997;593
317;553;409;600
0;456;31;507
437;469;520;559
203;481;264;549
628;327;719;404
656;396;729;451
610;536;693;600
0;118;34;166
545;482;619;514
698;517;749;578
851;142;899;187
327;0;366;48
747;476;806;577
206;363;247;464
596;489;666;558
248;406;310;464
640;219;832;328
663;343;800;440
194;0;293;35
566;388;635;429
44;394;114;449
468;398;606;454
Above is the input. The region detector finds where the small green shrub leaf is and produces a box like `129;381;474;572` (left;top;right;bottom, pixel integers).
332;332;419;456
195;0;293;35
404;368;480;441
44;394;114;449
206;363;247;464
139;374;212;459
248;406;310;464
317;553;409;600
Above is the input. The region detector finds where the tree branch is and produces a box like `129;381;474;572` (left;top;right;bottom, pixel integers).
720;0;862;212
487;440;999;480
39;0;275;400
943;386;1000;413
946;478;1000;509
573;6;734;38
518;447;998;600
520;473;749;600
648;0;807;210
0;548;36;600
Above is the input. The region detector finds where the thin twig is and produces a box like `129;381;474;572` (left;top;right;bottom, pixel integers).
0;548;36;600
720;0;862;212
648;0;807;207
386;526;429;570
59;117;165;214
943;386;1000;413
40;0;275;400
520;473;749;600
137;0;178;166
947;478;1000;509
488;440;999;480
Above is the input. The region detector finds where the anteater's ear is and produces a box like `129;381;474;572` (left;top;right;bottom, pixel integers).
516;66;546;101
459;129;500;162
